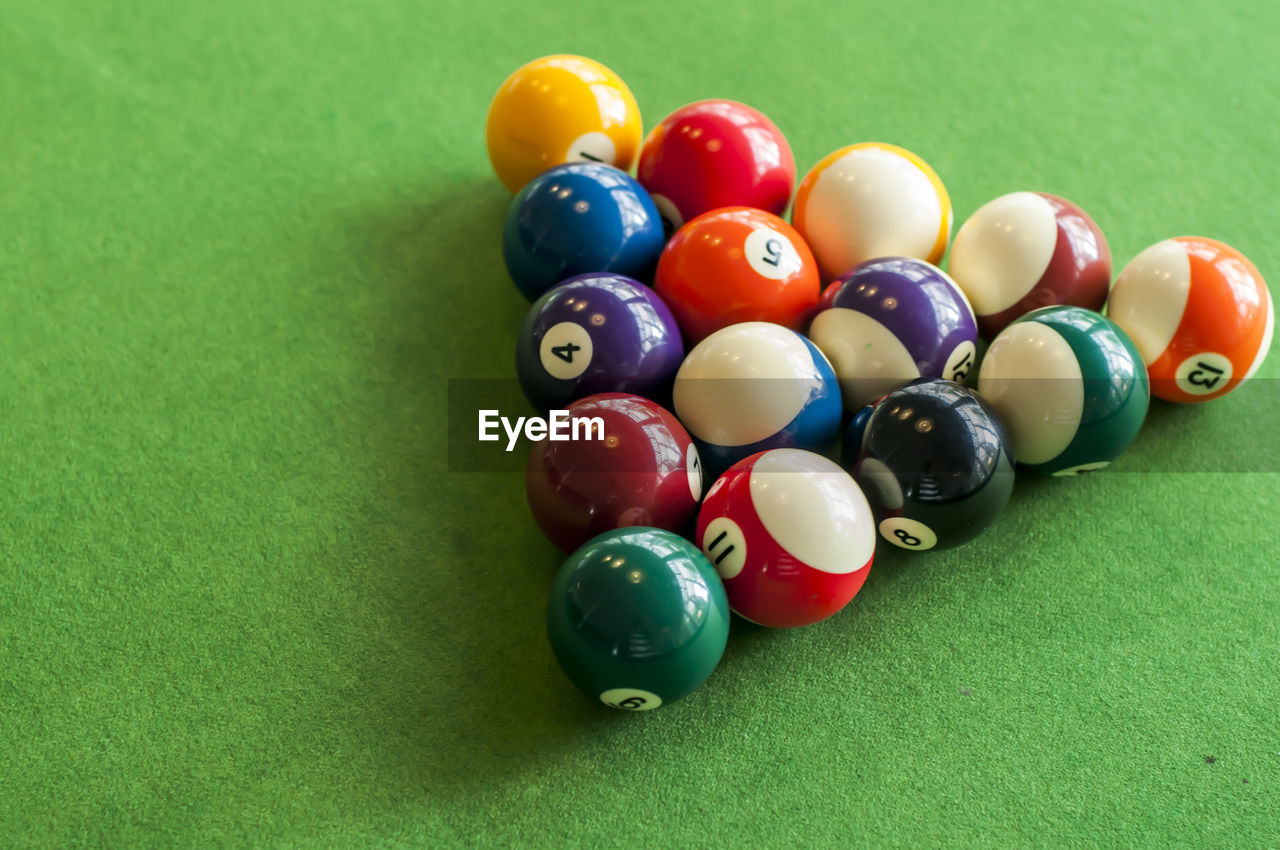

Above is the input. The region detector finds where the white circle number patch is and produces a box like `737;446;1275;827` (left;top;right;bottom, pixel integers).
1052;461;1110;478
567;132;617;166
1175;352;1233;396
944;340;977;384
701;516;747;579
539;322;593;380
879;516;938;551
650;193;684;233
600;688;662;711
685;444;703;503
745;228;802;280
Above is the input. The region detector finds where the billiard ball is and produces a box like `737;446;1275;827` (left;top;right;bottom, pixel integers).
671;322;841;478
653;207;820;345
637;99;795;233
948;192;1112;339
808;257;979;411
502;163;665;301
843;379;1014;551
516;273;684;412
976;306;1149;476
696;449;875;628
485;55;642;193
792;142;952;280
546;527;730;711
1106;236;1273;403
526;393;702;553
814;278;846;317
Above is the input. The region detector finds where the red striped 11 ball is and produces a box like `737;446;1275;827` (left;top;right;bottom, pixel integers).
696;449;876;628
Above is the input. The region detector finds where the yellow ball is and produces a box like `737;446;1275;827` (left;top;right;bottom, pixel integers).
485;55;643;193
793;142;951;280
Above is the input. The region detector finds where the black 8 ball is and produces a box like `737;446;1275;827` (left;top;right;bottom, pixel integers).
841;378;1015;551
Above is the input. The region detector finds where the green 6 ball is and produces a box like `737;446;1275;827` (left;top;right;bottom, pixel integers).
546;527;730;711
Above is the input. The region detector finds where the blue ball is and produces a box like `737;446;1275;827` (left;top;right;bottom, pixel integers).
671;322;842;480
502;163;666;301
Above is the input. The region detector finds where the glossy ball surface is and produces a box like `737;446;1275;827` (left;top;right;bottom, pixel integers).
637;99;795;232
502;163;665;301
486;55;642;193
696;449;875;628
792;142;952;280
516;273;684;412
977;306;1149;476
808;257;979;411
814;278;846;316
1107;236;1273;403
844;379;1014;551
672;322;842;479
526;394;702;553
949;192;1112;339
654;207;820;345
546;527;730;711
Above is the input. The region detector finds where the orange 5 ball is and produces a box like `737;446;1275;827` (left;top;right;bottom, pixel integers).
1107;236;1273;403
654;207;821;345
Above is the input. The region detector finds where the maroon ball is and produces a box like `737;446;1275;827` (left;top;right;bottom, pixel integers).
948;191;1112;339
525;393;703;553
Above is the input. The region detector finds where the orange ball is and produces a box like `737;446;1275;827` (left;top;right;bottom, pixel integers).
654;207;820;345
485;55;642;193
1107;236;1273;403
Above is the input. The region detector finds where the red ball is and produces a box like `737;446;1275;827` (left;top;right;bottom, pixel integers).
637;99;795;232
654;207;820;345
816;278;847;313
809;278;847;331
695;448;876;628
526;393;703;553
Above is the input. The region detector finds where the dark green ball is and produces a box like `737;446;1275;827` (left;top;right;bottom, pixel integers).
978;306;1149;476
546;527;730;711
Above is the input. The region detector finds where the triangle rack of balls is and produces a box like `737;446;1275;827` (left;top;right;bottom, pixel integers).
487;54;1275;713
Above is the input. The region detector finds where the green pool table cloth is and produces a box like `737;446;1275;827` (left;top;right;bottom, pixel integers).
4;0;1279;845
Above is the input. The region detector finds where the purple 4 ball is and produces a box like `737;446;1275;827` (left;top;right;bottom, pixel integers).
808;257;980;411
516;273;685;412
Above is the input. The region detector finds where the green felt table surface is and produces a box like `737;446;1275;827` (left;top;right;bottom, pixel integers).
4;0;1280;845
